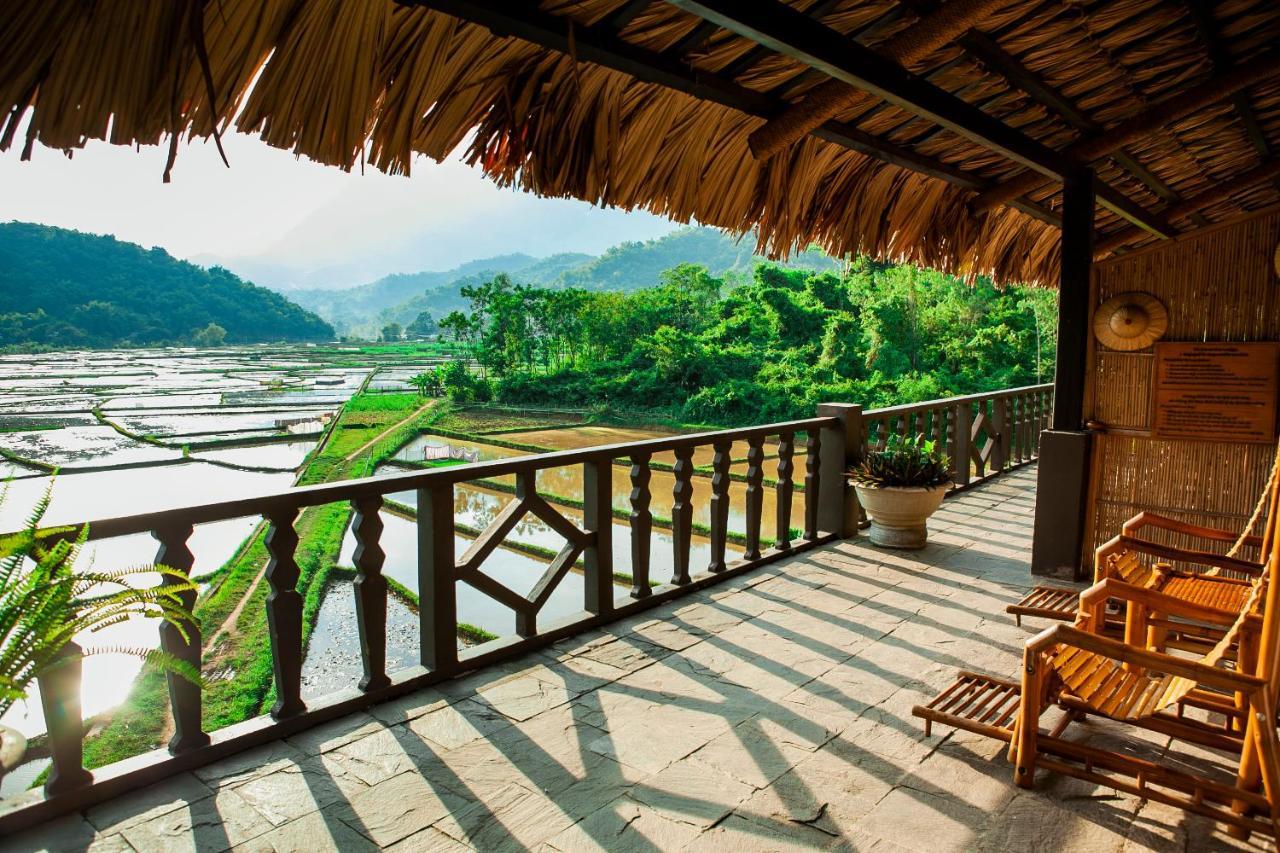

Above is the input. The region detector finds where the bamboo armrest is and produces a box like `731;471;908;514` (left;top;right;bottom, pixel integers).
1111;535;1263;576
1078;578;1242;626
1121;511;1262;550
1027;624;1266;695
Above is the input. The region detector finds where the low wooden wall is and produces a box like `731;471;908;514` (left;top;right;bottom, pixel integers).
1084;206;1280;562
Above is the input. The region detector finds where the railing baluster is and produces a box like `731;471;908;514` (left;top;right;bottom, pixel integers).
804;431;821;540
418;483;457;672
708;440;732;572
265;508;305;719
153;524;209;751
953;401;973;487
583;457;614;613
743;437;765;560
351;496;390;692
775;431;795;551
671;447;694;585
933;408;946;458
994;396;1010;473
629;453;652;598
38;641;92;796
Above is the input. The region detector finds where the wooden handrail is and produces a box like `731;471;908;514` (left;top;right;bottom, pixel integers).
863;382;1053;419
26;416;838;543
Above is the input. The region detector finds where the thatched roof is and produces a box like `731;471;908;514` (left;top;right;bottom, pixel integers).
2;0;1278;287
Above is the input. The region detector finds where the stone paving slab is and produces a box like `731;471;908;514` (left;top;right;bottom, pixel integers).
5;466;1271;851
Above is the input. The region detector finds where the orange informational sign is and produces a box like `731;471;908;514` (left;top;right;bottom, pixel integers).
1153;342;1280;443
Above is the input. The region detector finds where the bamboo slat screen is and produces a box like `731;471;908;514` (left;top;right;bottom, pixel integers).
1085;206;1280;563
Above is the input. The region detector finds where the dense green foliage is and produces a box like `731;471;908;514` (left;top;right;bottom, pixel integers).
438;259;1057;424
293;227;839;338
0;223;333;348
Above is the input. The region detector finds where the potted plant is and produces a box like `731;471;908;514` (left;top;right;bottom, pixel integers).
849;434;952;549
0;487;202;785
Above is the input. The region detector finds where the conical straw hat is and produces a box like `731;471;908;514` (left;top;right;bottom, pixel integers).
1092;291;1168;351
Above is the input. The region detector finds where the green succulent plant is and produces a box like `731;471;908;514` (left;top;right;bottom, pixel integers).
850;433;952;489
0;483;202;720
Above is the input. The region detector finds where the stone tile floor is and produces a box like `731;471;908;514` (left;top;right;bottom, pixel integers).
5;466;1270;851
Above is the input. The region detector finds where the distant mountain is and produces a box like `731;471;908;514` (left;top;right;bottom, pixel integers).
313;227;842;336
0;223;333;348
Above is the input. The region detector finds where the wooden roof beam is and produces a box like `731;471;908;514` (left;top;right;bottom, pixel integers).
1185;0;1280;193
972;53;1280;212
739;0;1017;159
400;0;1063;229
1093;159;1280;256
665;0;1174;236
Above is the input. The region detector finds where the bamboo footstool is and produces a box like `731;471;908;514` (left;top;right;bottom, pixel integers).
1006;585;1079;626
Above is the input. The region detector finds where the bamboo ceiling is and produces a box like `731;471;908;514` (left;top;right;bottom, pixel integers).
2;0;1278;287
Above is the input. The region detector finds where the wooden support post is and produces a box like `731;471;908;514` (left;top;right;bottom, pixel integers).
1053;169;1094;432
38;641;93;796
417;483;458;672
264;508;305;719
1034;168;1095;580
351;496;390;692
583;457;614;614
628;454;653;599
152;524;209;751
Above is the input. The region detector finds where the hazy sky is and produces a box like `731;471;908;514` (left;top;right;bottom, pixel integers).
0;133;678;288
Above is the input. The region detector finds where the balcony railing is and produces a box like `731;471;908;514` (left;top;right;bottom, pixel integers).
0;385;1051;832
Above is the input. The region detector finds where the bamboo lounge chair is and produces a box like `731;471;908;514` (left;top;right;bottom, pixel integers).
914;533;1280;837
1007;453;1279;631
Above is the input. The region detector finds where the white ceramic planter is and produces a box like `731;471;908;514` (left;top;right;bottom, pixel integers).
853;482;949;549
0;723;26;787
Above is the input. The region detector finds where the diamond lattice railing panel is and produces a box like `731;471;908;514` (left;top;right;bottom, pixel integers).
454;492;590;623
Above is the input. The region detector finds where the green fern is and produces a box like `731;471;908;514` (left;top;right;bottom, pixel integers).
0;482;202;720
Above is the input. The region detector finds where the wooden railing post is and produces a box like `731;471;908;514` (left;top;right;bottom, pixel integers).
38;641;92;796
953;400;973;487
671;447;695;585
264;508;305;720
583;457;614;614
993;396;1011;473
628;454;653;599
816;403;861;537
351;496;390;692
152;524;209;752
418;483;457;672
708;440;733;572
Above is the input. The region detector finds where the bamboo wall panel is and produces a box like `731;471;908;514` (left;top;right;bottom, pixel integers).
1087;208;1280;557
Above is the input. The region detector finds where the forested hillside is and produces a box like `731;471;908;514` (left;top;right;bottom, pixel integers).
0;223;333;348
432;260;1057;424
298;227;840;336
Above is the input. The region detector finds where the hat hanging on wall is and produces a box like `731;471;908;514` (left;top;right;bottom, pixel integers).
1092;291;1168;352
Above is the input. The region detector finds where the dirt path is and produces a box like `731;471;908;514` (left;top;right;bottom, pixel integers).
343;399;436;462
